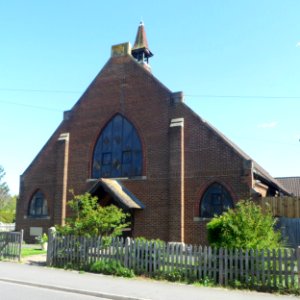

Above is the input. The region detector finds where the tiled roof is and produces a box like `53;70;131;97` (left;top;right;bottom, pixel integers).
189;112;290;195
275;177;300;196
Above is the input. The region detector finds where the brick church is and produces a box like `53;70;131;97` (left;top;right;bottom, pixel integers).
16;23;289;243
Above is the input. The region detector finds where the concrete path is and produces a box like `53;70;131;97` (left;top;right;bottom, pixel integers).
0;261;298;300
0;280;111;300
21;253;47;266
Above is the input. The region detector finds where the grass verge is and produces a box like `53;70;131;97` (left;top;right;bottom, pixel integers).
21;247;46;257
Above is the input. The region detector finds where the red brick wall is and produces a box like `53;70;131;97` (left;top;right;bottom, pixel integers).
181;106;251;244
16;53;251;244
16;130;64;242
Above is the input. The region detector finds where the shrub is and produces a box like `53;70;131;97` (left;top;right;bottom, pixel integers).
207;200;283;250
35;233;48;245
163;269;185;282
153;269;186;282
134;237;165;248
90;259;134;277
56;192;130;237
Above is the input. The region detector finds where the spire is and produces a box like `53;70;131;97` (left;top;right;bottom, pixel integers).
132;21;153;64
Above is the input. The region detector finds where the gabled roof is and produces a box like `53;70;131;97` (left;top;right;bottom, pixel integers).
183;103;290;195
89;178;145;209
275;177;300;196
207;120;290;194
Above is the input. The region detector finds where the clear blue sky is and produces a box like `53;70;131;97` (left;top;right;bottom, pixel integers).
0;1;299;195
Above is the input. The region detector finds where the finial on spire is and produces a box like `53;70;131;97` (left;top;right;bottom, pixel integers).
132;21;153;65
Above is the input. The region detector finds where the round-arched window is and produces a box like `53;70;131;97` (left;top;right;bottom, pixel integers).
200;183;233;218
92;114;142;178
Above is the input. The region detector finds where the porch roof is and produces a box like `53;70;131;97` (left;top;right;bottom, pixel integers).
88;178;145;210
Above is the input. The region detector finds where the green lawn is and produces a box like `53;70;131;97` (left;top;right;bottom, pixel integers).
21;247;46;257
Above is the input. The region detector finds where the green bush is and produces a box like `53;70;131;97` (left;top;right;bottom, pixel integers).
35;233;48;245
134;237;165;247
56;192;130;237
153;269;185;282
155;268;207;284
90;259;134;277
0;195;17;223
207;200;283;250
198;276;215;287
163;269;185;282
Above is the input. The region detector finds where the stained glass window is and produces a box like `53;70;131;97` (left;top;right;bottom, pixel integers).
92;114;142;178
28;190;48;217
200;183;233;218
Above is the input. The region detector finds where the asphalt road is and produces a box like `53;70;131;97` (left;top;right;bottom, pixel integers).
0;281;110;300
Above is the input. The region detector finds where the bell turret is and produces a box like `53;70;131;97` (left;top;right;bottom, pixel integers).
131;22;153;65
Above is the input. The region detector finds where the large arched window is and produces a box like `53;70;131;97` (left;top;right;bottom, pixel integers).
200;183;233;218
28;190;48;217
92;114;142;178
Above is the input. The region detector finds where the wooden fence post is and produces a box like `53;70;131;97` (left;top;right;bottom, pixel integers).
124;237;130;268
219;247;224;285
297;246;300;288
18;230;23;262
47;227;56;266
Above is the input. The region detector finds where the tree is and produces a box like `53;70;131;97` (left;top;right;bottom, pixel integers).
0;166;15;223
0;195;17;223
206;200;283;250
0;165;10;210
56;192;130;237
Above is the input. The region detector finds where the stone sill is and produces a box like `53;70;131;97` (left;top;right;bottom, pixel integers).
24;216;51;220
87;176;147;182
193;217;212;222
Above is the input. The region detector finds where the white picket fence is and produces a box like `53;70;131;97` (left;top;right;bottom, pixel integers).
0;223;15;232
47;231;300;290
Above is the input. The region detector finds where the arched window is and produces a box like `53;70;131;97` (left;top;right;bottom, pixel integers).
200;183;233;218
28;190;48;217
92;114;142;178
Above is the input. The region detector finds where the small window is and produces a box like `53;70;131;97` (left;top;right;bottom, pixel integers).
200;183;233;218
28;191;48;217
